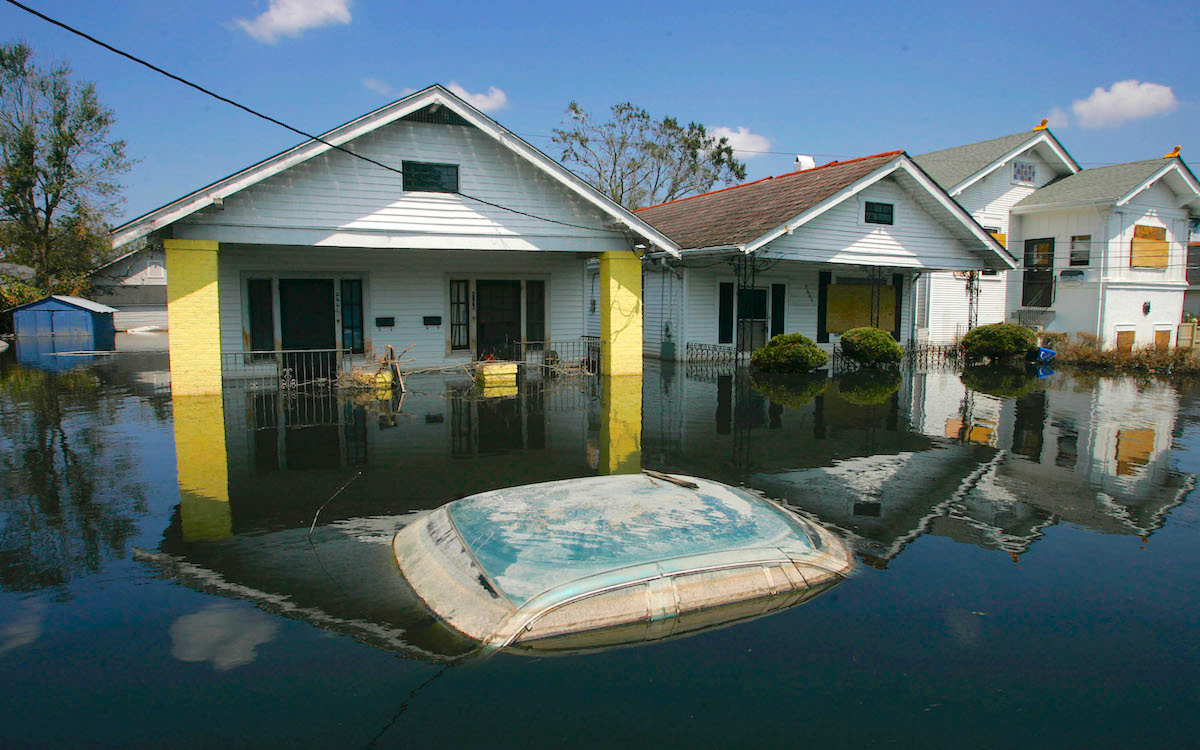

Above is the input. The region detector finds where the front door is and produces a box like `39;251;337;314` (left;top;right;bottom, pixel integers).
476;280;522;359
737;288;768;351
1022;238;1055;307
279;279;336;380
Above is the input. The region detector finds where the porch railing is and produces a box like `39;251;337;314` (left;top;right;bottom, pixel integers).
686;342;738;364
220;348;367;390
498;339;604;376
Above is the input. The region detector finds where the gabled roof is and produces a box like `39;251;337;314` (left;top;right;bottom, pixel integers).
7;295;118;314
913;128;1080;195
636;153;900;249
1013;156;1200;212
635;151;1015;267
110;84;680;255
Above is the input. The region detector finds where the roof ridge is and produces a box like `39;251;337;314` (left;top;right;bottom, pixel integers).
636;150;904;213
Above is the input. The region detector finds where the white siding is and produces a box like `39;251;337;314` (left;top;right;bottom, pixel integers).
954;150;1057;235
113;308;168;330
584;269;601;338
217;246;586;368
670;261;915;358
92;248;167;288
643;266;684;358
922;273;1007;343
180;119;632;253
767;177;983;270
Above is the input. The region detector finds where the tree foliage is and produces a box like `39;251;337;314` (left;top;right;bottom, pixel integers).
552;101;747;209
0;41;133;286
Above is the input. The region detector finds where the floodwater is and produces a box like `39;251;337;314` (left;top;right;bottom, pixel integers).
1;345;1198;748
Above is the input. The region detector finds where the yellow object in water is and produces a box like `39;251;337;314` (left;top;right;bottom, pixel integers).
478;362;518;387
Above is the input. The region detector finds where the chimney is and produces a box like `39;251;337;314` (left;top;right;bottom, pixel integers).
794;155;816;171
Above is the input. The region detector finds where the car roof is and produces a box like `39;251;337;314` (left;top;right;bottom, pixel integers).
445;473;817;606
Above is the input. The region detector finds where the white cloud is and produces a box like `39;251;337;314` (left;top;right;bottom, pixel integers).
361;78;414;99
447;83;508;113
171;603;279;671
235;0;352;44
1072;80;1178;129
0;601;45;657
1045;106;1069;129
710;126;771;158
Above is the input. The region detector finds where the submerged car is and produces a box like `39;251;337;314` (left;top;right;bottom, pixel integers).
392;472;854;655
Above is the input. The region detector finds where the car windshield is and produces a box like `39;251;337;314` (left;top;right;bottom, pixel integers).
446;474;815;606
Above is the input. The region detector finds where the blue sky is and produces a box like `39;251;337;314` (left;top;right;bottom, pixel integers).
3;0;1197;222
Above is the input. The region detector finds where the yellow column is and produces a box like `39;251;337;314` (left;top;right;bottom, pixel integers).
599;250;643;376
166;239;222;396
173;395;232;541
600;374;642;475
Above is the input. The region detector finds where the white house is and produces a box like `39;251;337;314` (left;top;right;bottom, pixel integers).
911;124;1080;343
90;245;168;330
632;151;1014;360
1005;150;1200;348
107;85;678;396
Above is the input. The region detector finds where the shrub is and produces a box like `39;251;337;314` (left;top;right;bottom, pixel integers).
750;333;828;373
960;323;1037;363
835;369;902;405
960;366;1036;399
1039;331;1069;350
839;327;903;365
750;372;829;408
1071;332;1101;349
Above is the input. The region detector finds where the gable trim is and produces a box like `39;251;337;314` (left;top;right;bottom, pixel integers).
110;85;680;256
1116;160;1200;209
949;131;1081;197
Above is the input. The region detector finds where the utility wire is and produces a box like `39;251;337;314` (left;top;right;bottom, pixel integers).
1;0;621;236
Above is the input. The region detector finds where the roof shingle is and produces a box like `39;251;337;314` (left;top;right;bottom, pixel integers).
634;152;904;249
1013;158;1170;208
911;131;1039;190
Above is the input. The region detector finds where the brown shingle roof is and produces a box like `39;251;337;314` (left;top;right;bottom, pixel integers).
634;151;905;249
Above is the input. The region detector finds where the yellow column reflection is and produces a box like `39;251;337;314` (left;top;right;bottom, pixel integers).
173;395;232;541
600;375;642;475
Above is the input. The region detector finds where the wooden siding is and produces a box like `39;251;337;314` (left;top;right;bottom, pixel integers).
766;177;983;270
216;246;586;368
670;262;914;356
643;266;684;357
955;150;1057;235
182;119;632;253
921;274;1007;343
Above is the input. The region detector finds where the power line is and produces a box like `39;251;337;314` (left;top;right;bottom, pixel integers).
1;0;621;236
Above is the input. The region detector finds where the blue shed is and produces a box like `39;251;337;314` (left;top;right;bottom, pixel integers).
9;295;118;351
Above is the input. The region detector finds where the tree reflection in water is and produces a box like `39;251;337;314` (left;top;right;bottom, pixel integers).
0;365;150;592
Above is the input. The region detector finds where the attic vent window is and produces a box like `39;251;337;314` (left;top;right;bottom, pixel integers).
403;161;459;193
1012;161;1036;185
400;104;470;126
864;201;894;225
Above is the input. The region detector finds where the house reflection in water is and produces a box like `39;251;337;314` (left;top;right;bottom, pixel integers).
158;361;1194;660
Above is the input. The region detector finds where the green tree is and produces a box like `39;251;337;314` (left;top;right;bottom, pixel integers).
552;101;747;209
0;41;133;286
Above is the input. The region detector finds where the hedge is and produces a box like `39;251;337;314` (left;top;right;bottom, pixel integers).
839;327;903;365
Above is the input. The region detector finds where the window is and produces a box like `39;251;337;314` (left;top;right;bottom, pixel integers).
770;284;786;339
247;279;274;352
403;161;459;193
525;280;545;342
982;225;1007;249
1070;235;1091;266
864;201;894;225
718;283;734;344
1012;161;1036;185
340;279;364;354
1130;225;1167;268
450;280;469;350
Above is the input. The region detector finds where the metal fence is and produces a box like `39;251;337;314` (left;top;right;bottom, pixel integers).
904;342;964;370
220;349;369;391
686;342;738;364
498;339;604;376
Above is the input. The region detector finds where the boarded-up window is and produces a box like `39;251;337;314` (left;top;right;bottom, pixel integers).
1130;225;1167;268
1115;330;1135;352
1155;329;1171;350
983;226;1006;248
1070;235;1091;266
826;283;895;334
1116;428;1155;476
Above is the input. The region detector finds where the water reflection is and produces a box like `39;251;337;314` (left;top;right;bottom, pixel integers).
3;348;1195;663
